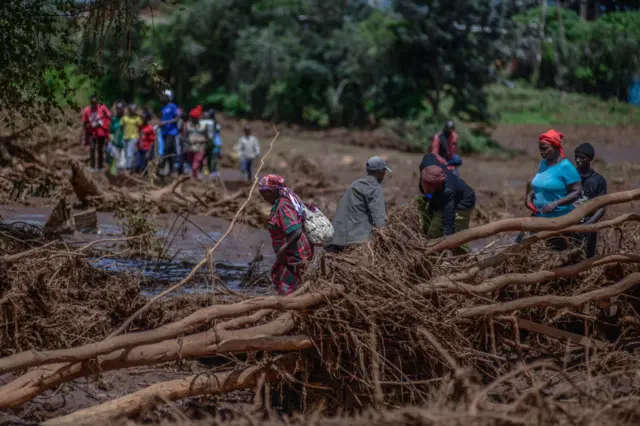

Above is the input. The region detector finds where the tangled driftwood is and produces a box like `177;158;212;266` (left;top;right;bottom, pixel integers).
1;188;640;425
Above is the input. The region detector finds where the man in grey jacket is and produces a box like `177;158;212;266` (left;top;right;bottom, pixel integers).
327;156;391;252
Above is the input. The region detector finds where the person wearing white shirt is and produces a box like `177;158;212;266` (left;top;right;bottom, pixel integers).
237;124;260;181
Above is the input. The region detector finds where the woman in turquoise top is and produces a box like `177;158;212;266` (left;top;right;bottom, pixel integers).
526;129;582;219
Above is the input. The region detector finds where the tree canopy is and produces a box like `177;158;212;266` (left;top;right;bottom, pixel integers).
1;0;144;123
2;0;639;128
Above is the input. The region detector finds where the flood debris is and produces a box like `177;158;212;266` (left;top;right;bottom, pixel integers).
43;197;74;236
1;188;639;425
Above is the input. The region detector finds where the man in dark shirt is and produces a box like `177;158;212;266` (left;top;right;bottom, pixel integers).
574;143;607;258
418;154;476;255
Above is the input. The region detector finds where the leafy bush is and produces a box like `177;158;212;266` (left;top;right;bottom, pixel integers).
205;88;252;116
383;119;504;155
511;8;640;102
488;82;640;125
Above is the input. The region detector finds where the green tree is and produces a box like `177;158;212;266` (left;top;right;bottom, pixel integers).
389;0;531;122
1;0;145;122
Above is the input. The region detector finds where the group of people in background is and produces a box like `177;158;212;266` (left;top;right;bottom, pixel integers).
83;93;609;296
260;121;608;296
81;90;225;178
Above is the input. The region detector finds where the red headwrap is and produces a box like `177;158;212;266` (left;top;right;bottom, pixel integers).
189;105;203;119
539;129;565;157
421;165;447;192
259;174;305;216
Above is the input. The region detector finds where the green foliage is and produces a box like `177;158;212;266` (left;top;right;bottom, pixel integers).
44;66;95;108
511;8;640;101
113;196;164;256
0;0;78;121
488;82;640;126
205;88;252;116
383;118;503;155
119;0;530;127
2;0;149;123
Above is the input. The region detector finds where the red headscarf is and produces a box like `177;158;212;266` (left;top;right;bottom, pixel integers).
259;174;304;216
421;165;447;192
189;105;203;119
539;129;565;157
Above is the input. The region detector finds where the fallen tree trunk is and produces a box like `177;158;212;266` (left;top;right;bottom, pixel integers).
420;254;640;296
0;287;338;375
42;355;299;426
446;213;640;282
457;272;640;318
429;189;640;252
0;315;309;409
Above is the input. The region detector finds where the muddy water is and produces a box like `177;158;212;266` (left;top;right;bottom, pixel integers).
0;205;274;294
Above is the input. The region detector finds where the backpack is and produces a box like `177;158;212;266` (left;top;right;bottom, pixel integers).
302;204;334;247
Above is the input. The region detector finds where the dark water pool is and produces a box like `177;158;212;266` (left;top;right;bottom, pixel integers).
0;205;274;295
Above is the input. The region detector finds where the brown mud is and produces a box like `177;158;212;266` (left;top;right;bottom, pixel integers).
0;116;640;425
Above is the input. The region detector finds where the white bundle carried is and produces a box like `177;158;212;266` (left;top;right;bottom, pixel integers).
302;204;334;247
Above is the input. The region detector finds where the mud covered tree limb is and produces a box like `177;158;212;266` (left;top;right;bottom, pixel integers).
3;240;61;263
421;254;640;296
446;213;640;282
0;314;309;409
429;189;640;252
457;272;640;318
42;355;299;426
0;286;337;376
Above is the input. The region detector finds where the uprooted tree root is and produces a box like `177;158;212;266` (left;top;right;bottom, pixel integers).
0;245;222;356
2;189;640;425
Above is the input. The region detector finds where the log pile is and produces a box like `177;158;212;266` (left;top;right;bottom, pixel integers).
1;189;640;425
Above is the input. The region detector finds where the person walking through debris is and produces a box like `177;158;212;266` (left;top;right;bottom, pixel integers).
122;104;143;171
326;156;391;253
159;90;180;176
108;103;125;174
526;129;582;251
200;109;218;176
81;93;112;172
135;113;156;174
184;105;208;179
574;143;607;258
259;174;314;296
418;153;476;255
430;120;462;175
211;123;223;177
237;124;260;181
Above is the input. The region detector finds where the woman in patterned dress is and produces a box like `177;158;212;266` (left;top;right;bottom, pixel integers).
258;175;314;295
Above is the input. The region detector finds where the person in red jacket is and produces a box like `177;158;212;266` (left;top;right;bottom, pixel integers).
81;93;112;172
136;113;156;174
430;120;460;174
